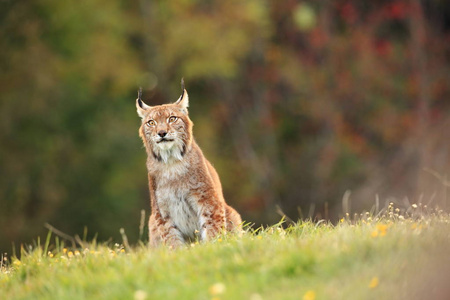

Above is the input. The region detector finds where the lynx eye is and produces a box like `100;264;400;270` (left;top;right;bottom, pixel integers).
146;120;156;127
168;116;177;123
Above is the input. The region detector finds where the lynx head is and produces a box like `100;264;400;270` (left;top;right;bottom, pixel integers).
136;82;193;164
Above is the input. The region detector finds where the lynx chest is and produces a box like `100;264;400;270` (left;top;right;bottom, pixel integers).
154;177;200;240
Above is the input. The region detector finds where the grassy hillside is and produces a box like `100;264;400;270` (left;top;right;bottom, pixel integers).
1;205;450;300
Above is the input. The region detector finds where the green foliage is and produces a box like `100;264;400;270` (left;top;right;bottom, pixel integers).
0;0;143;250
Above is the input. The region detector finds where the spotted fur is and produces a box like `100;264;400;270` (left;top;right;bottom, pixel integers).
136;86;242;247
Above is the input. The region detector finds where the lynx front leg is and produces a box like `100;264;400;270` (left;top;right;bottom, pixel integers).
149;212;185;248
148;214;161;247
199;202;226;241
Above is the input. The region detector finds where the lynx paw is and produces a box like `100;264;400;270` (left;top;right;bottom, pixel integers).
165;237;185;249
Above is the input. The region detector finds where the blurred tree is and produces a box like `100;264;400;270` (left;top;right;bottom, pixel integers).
1;0;450;252
0;0;144;251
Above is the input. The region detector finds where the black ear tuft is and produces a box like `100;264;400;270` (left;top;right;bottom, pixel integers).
177;78;186;103
137;87;145;108
137;99;144;109
138;87;143;100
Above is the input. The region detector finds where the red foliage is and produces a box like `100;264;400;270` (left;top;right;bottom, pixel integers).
309;28;328;49
374;39;392;57
384;2;409;20
340;3;358;24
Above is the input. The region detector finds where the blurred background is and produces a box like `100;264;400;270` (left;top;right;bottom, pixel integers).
1;0;449;253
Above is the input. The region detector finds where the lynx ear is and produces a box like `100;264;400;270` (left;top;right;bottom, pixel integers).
174;78;189;113
136;87;151;118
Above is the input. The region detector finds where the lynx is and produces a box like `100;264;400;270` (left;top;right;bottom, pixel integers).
136;81;242;248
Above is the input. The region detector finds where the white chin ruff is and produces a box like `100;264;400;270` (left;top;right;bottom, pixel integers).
155;141;184;163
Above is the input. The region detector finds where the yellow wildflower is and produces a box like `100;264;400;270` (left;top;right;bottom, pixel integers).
134;290;147;300
249;293;263;300
62;248;67;254
377;224;388;236
369;277;379;288
209;283;226;295
376;224;388;232
303;290;316;300
371;224;388;237
68;251;74;258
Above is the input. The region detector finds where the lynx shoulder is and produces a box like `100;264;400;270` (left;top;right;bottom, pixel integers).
136;82;242;248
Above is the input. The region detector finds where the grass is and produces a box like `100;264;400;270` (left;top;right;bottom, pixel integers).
1;204;450;300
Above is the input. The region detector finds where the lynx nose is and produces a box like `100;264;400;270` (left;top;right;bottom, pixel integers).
158;130;167;138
